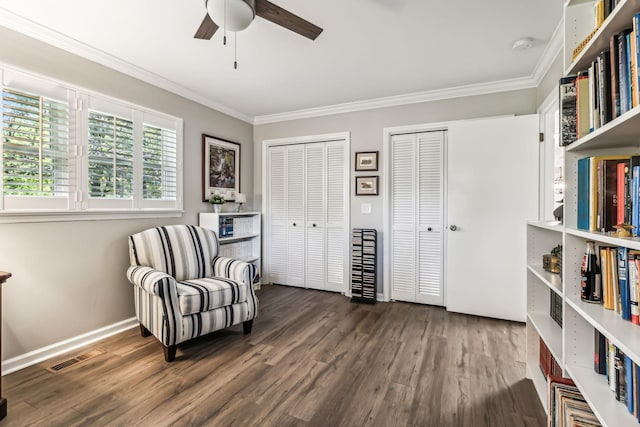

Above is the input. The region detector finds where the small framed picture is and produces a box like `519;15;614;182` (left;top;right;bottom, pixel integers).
355;151;379;171
356;176;379;196
203;134;240;202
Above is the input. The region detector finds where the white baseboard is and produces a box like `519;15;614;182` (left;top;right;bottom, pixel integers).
2;317;138;375
377;292;385;302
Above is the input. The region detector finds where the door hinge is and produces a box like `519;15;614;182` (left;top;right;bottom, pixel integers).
539;132;544;142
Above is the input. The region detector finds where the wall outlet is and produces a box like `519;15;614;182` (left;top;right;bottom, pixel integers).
361;203;371;214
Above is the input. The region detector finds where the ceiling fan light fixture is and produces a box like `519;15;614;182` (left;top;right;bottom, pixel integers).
206;0;256;32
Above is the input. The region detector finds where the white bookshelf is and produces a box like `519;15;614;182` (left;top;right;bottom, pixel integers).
526;1;640;424
199;212;262;288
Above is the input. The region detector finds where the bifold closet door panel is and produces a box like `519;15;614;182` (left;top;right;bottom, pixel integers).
286;145;305;287
267;146;287;284
305;143;326;290
326;142;347;293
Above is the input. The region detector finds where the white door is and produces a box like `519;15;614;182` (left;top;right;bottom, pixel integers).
446;115;538;322
305;143;326;290
286;145;305;287
266;146;287;285
390;131;445;305
326;141;347;293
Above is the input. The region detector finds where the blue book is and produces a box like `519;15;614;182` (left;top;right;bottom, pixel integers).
626;32;633;111
578;157;591;230
637;363;640;422
619;247;632;320
627;355;634;413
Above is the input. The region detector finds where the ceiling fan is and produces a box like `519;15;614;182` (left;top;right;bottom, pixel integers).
194;0;323;41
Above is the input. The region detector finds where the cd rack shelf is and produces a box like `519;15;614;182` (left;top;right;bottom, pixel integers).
351;228;377;304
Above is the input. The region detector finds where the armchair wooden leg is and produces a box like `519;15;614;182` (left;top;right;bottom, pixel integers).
243;319;254;335
139;324;151;338
163;345;177;362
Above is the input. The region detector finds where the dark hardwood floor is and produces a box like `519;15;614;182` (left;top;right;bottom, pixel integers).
2;285;545;426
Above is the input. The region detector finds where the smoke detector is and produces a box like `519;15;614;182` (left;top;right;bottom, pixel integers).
512;37;534;51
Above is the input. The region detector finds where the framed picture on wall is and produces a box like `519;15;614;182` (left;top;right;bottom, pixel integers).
203;134;240;202
355;151;379;171
355;176;378;196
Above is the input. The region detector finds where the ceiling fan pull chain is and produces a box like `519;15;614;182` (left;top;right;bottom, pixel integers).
234;32;238;69
223;0;227;45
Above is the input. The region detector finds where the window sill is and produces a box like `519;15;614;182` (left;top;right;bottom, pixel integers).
0;209;184;224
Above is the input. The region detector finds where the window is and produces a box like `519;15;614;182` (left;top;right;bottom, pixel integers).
0;68;182;220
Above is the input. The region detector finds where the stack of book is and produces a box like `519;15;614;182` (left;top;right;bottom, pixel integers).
561;12;640;146
575;155;640;233
594;328;640;420
218;217;234;238
549;376;600;427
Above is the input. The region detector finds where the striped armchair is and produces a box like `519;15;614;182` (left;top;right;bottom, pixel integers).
126;225;258;362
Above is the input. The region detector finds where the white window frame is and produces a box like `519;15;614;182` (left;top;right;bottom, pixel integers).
0;66;183;223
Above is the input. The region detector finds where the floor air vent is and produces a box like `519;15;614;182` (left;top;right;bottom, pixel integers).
47;349;105;373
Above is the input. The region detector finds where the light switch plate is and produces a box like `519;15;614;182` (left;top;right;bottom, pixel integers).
361;203;371;214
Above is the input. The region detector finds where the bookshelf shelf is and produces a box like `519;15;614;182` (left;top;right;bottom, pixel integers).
566;294;640;363
528;312;563;363
528;264;563;295
565;364;638;427
565;105;640;151
527;220;564;232
565;227;640;250
219;233;260;243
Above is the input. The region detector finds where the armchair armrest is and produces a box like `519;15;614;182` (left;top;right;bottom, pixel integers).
212;256;257;286
127;265;177;295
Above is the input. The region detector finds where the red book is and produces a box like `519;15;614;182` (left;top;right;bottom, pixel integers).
619;162;627;224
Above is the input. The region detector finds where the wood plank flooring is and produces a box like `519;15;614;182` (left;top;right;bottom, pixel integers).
2;285;545;426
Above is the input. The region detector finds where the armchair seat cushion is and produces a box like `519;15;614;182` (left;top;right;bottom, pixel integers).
176;277;248;315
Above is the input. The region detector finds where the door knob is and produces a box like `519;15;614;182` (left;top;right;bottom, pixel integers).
313;224;317;227
293;223;296;227
449;225;457;231
427;227;432;231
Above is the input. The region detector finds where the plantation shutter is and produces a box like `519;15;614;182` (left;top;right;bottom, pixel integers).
1;79;73;210
87;111;134;199
143;125;177;200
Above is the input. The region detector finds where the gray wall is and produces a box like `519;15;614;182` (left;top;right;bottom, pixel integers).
0;27;253;360
254;89;538;291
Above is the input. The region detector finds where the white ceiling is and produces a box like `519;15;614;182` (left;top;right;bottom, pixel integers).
0;0;563;122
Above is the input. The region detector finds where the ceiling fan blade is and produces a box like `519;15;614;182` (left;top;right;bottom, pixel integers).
255;0;323;40
194;14;219;40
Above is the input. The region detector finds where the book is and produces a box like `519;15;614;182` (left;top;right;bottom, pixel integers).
591;155;630;231
601;246;612;309
594;328;607;375
578;157;591;230
630;250;640;324
589;61;598;131
627;355;635;413
619;246;632;320
612;247;620;314
634;166;640;234
560;75;578;146
577;71;591;139
619;29;632;115
631;30;638;108
618;162;626;225
597;50;612;126
611;33;621;120
601;159;628;232
635;14;640;110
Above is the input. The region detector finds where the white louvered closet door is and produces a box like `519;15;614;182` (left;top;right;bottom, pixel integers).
267;146;287;284
416;131;444;305
390;134;417;302
305;143;326;290
390;131;444;305
325;141;347;293
286;145;305;287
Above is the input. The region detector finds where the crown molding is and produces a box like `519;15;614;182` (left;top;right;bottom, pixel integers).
0;8;253;124
531;19;564;85
253;76;538;125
